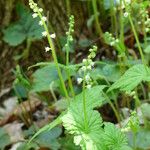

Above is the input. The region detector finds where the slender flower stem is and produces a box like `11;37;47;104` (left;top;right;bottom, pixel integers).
102;92;121;127
110;0;118;37
123;0;146;66
66;40;75;97
119;0;124;42
37;11;70;103
66;0;71;16
92;0;103;40
82;73;88;131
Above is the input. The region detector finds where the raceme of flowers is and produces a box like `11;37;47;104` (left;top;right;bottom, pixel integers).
104;32;119;46
29;0;56;52
77;46;97;89
139;6;150;33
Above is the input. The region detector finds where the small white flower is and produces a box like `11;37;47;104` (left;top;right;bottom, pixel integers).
50;33;56;39
146;28;149;33
85;74;91;82
115;39;119;43
39;20;43;26
77;78;83;84
39;8;43;12
124;12;129;18
42;31;47;37
110;41;115;46
32;13;38;18
81;66;86;72
45;47;51;52
30;4;34;9
82;59;87;63
86;84;91;89
33;8;37;13
90;61;95;67
87;65;91;70
42;16;47;22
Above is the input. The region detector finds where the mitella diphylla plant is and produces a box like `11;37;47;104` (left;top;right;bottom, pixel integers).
28;1;133;149
29;0;70;101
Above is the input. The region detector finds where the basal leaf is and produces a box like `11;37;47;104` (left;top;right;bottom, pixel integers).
3;3;44;46
102;123;129;150
108;64;150;92
62;86;106;150
34;127;62;150
32;63;77;92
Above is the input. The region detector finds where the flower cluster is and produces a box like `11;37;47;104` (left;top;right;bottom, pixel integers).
123;12;129;18
138;7;150;33
121;111;140;133
125;91;136;99
104;32;119;47
77;46;97;89
65;15;74;47
29;0;56;52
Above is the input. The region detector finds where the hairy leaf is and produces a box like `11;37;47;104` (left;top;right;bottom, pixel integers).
32;63;77;92
108;64;150;92
102;123;129;150
3;3;44;46
62;86;106;150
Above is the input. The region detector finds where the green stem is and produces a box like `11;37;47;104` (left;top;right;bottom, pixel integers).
37;11;70;103
83;73;88;131
119;0;124;42
49;82;57;102
66;40;75;97
110;0;118;37
66;0;71;16
92;0;103;40
102;92;121;127
133;132;136;149
123;0;146;66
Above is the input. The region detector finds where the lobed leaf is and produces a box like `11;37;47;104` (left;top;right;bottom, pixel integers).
108;64;150;92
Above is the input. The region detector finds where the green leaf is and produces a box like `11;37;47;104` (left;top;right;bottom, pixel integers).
32;63;77;92
102;123;128;150
0;128;11;150
28;113;63;143
59;135;80;150
108;64;150;92
34;127;62;150
144;45;150;54
3;3;44;46
62;86;106;149
141;103;150;120
91;63;121;82
32;64;59;92
127;129;150;149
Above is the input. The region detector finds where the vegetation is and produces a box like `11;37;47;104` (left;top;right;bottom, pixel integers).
1;0;150;150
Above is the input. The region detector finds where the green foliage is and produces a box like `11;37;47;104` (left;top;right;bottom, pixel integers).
59;135;80;150
91;62;121;82
108;64;150;92
33;127;62;150
62;86;105;149
32;63;77;92
144;45;150;54
127;129;150;149
0;128;11;150
3;3;44;46
102;123;129;150
62;86;129;149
